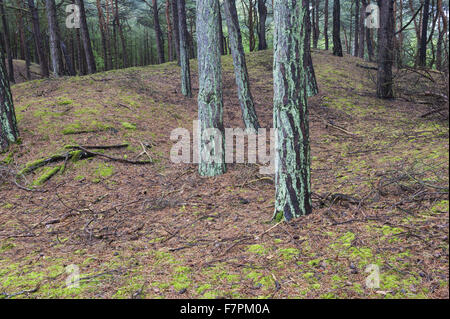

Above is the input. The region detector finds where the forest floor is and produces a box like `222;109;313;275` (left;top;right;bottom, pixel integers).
0;50;448;299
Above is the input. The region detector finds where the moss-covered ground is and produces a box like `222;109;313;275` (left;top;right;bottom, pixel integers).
0;50;448;299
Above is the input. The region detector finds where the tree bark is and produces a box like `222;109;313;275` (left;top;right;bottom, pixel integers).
223;0;260;131
358;0;365;58
165;0;174;61
418;0;430;66
172;0;180;64
303;0;319;96
177;0;192;97
257;0;267;50
376;0;394;99
76;0;97;74
218;0;225;55
197;0;226;176
324;0;329;50
354;0;360;56
332;0;343;56
46;0;64;77
16;0;31;79
28;0;49;77
153;0;165;63
0;0;14;83
273;0;312;221
96;0;110;70
0;50;19;152
313;0;320;49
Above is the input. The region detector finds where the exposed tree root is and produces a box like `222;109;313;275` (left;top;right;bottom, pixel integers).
17;144;153;186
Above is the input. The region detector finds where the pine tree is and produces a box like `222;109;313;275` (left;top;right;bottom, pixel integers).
273;0;312;221
223;0;260;131
197;0;226;176
0;51;19;152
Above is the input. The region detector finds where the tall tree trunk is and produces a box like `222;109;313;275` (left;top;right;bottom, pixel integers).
28;0;49;77
218;0;225;55
273;0;312;221
304;0;319;96
376;0;394;99
172;0;181;64
324;0;329;50
46;0;64;76
419;0;430;66
197;0;226;177
358;0;366;58
223;0;260;130
177;0;192;97
257;0;267;50
0;0;14;83
96;0;110;70
61;40;75;76
0;50;19;152
333;0;343;56
16;0;30;79
153;0;165;63
366;25;374;61
354;0;360;56
313;0;320;48
166;0;174;61
76;0;97;74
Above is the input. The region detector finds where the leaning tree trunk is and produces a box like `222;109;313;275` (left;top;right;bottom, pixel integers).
0;51;19;152
0;0;14;83
303;0;319;97
76;0;97;74
332;0;343;56
257;0;268;50
28;0;49;77
376;0;394;99
224;0;260;131
197;0;226;177
46;0;64;76
419;0;430;67
177;0;192;97
153;0;165;64
273;0;312;221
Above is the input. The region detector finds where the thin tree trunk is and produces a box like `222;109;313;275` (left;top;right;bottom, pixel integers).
0;0;14;83
273;0;312;221
358;0;365;58
28;0;49;77
96;0;110;70
304;0;319;96
333;0;343;56
172;0;181;64
419;0;430;66
153;0;165;63
0;50;19;152
76;0;97;74
324;0;329;50
354;0;359;56
313;0;320;48
177;0;191;97
218;0;225;55
166;0;174;61
257;0;267;50
223;0;260;130
46;0;64;76
16;0;30;79
376;0;394;99
197;0;226;176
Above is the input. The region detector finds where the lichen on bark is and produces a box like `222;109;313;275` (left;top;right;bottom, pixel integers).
223;0;260;131
273;0;312;221
0;50;19;153
196;0;226;176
